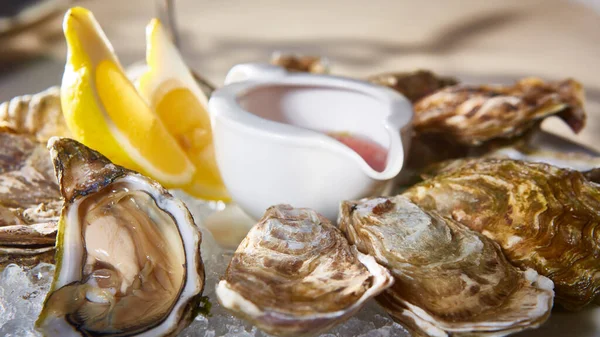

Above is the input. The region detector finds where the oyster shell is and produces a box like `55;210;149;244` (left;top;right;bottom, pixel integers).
0;132;61;266
216;204;394;337
339;196;554;337
403;158;600;310
0;87;71;143
36;138;205;336
488;144;600;172
412;77;585;146
270;52;330;74
367;70;458;103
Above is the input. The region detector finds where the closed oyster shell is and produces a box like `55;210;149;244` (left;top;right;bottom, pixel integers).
216;204;394;337
0;132;61;261
270;52;330;74
403;158;600;310
339;196;554;337
0;87;71;143
36;138;205;337
412;78;585;146
486;145;600;183
367;70;458;103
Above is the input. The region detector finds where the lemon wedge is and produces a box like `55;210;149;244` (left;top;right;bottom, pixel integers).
61;7;195;188
137;19;230;201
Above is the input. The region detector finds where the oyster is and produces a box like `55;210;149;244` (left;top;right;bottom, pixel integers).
339;196;554;337
270;52;330;74
403;158;600;310
216;204;394;337
488;144;600;173
0;86;71;143
36;138;205;336
367;70;458;103
412;77;585;146
0;132;61;268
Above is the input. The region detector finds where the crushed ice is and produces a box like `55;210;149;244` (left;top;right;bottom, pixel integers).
0;192;409;337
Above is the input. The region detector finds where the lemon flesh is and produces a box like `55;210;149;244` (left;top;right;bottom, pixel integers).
61;7;195;188
137;19;230;201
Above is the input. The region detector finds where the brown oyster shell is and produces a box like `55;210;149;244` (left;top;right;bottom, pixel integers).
270;52;330;74
412;77;585;146
403;158;600;310
0;246;55;270
0;132;61;251
216;204;394;337
367;70;458;103
0;87;71;143
339;196;554;337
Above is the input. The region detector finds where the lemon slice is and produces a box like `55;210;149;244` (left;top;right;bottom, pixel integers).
61;7;195;188
137;19;230;201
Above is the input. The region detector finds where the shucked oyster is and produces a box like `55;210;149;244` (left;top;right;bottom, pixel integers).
403;158;600;310
0;86;71;143
412;77;585;146
216;204;394;337
0;132;61;267
36;138;205;336
339;196;554;337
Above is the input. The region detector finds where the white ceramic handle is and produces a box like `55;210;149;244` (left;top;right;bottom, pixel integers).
223;63;287;85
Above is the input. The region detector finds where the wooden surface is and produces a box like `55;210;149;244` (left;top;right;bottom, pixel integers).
0;0;599;150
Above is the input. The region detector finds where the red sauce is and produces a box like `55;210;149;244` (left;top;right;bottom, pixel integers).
328;132;388;172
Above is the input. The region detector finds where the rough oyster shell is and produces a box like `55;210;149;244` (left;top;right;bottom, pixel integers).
270;52;330;74
0;132;61;267
0;87;71;143
36;138;205;337
489;146;600;171
216;204;394;337
403;158;600;310
367;70;458;103
412;77;585;146
339;196;554;337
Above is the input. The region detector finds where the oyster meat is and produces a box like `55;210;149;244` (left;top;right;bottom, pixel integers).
0;86;71;143
270;52;330;74
412;77;585;146
0;132;61;267
339;196;554;337
36;138;205;336
403;158;600;310
216;204;394;337
367;70;458;103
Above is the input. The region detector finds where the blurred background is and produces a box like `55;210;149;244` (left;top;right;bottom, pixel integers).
1;0;599;147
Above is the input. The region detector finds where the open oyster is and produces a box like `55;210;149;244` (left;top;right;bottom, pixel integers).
367;70;458;103
0;87;71;143
36;138;205;336
339;196;554;337
413;77;585;146
216;204;394;337
0;131;61;268
403;158;600;310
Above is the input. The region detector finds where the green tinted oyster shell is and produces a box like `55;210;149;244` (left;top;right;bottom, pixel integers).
404;158;600;310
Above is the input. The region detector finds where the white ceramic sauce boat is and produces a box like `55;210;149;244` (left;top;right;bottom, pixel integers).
208;63;413;221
